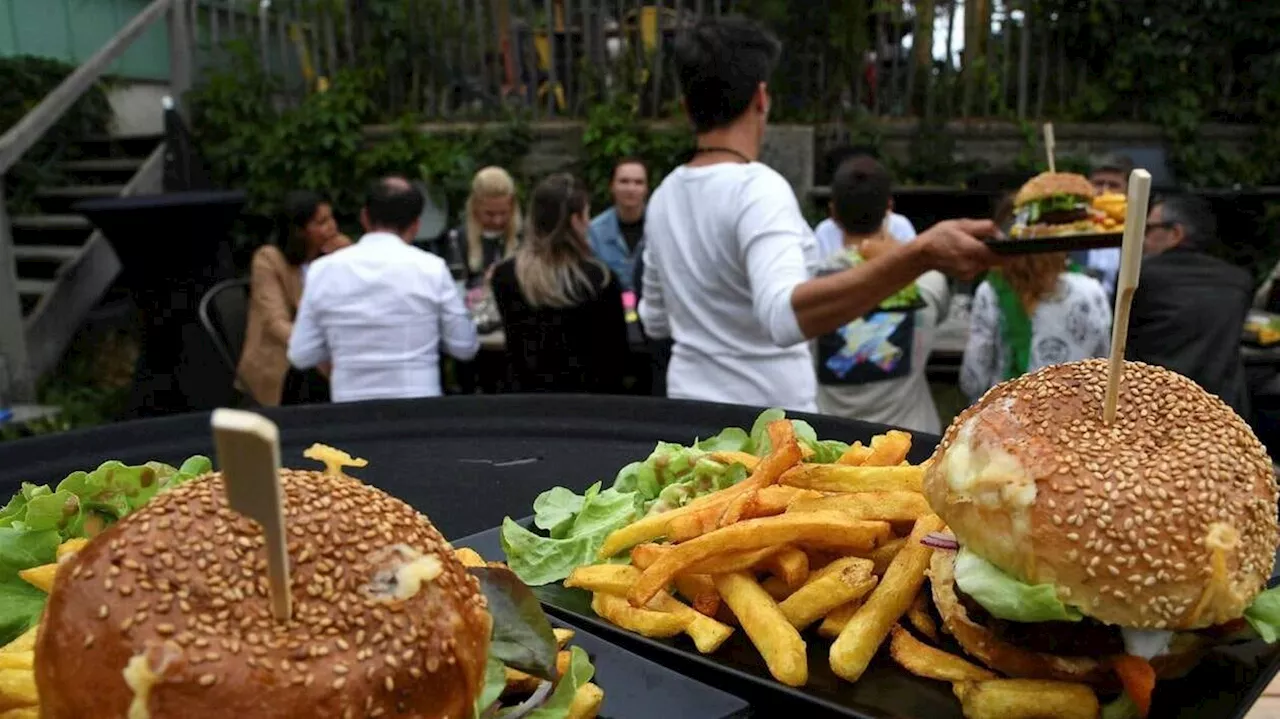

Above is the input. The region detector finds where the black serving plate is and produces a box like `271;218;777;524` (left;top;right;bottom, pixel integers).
986;231;1123;255
542;617;750;719
456;521;1280;719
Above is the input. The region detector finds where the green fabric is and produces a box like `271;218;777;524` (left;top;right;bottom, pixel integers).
989;261;1085;381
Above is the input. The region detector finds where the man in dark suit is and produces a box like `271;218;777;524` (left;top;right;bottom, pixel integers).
1127;195;1253;416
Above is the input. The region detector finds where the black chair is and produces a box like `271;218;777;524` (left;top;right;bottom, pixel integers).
198;277;253;404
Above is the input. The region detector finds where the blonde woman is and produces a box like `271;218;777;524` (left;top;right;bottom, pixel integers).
442;166;523;287
960;196;1112;400
490;173;629;393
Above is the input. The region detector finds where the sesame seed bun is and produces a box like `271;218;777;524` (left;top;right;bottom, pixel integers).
1013;172;1097;206
924;359;1277;631
35;469;492;719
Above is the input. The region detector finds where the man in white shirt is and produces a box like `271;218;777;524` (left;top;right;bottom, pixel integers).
288;177;479;402
639;16;999;412
813;146;917;258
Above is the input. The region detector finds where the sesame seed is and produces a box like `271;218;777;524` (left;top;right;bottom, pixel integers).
199;674;218;687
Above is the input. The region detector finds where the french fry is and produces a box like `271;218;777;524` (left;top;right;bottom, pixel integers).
837;441;871;466
17;564;56;594
56;538;88;560
503;666;545;696
0;628;36;655
867;537;907;574
780;464;924;493
554;628;575;649
818;601;861;639
557;650;573;677
888;625;996;682
778;557;877;630
592;593;689;638
763;547;809;590
453;547;486;568
651;593;735;654
907;592;940;642
761;575;793;601
0;669;38;709
863;431;912;466
0;654;31;672
0;708;39;719
566;564;640;596
674;575;720;616
686;547;784;575
629;543;665;570
629;512;891;606
707;451;759;471
786;491;930;523
829;514;944;682
716;488;759;526
714;572;807;687
567;682;605;719
952;679;1100;719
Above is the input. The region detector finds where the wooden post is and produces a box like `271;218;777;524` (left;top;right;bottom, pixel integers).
168;0;192;114
0;183;34;403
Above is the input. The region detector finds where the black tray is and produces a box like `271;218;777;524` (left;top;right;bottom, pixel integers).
456;521;1280;719
986;231;1123;255
543;616;750;719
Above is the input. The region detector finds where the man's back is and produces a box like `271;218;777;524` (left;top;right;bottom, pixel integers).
1128;248;1252;416
639;162;819;410
291;232;478;402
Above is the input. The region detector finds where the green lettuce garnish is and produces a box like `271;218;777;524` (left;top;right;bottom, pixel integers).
523;646;595;719
1244;585;1280;643
0;456;211;645
954;547;1084;623
500;409;852;586
1101;693;1141;719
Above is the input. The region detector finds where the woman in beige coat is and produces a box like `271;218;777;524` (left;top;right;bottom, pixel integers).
237;191;350;405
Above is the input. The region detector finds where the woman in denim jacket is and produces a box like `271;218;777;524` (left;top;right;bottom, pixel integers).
587;157;649;292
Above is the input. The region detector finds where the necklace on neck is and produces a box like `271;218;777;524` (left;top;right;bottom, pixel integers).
693;146;753;164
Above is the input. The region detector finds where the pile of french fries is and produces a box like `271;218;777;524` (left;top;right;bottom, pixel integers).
565;421;1105;719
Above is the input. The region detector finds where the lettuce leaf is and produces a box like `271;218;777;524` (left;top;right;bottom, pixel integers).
533;487;585;539
1245;585;1280;643
474;654;507;718
1100;693;1141;719
522;646;595;719
0;527;60;645
954;547;1083;623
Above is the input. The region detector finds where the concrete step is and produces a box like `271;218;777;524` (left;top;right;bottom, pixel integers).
9;214;92;231
57;158;144;172
16;279;54;296
34;184;126;199
72;134;163;160
13;245;81;263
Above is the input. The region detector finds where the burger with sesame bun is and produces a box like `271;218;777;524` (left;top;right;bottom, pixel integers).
922;359;1280;716
1009;171;1111;238
29;465;584;719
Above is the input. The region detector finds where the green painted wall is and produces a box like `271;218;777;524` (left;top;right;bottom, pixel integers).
0;0;170;81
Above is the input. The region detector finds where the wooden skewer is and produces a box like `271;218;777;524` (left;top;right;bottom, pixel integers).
1043;122;1056;173
1103;169;1153;424
211;408;292;621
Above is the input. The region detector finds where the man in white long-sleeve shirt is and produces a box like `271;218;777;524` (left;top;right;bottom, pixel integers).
288;177;479;402
639;17;999;412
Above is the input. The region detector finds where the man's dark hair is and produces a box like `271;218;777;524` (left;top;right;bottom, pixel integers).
831;156;893;235
822;144;880;182
1094;153;1135;175
1158;194;1217;251
364;177;425;233
611;156;649;182
672;16;782;134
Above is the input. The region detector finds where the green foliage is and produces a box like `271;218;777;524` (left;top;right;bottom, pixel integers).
0;56;111;214
579;91;691;212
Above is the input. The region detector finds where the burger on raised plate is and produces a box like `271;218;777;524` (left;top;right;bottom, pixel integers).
923;359;1280;713
1010;171;1112;238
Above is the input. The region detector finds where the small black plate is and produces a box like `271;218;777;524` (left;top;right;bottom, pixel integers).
541;616;751;719
985;231;1123;255
456;523;1280;719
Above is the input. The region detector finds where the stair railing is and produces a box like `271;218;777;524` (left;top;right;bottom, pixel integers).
0;0;190;402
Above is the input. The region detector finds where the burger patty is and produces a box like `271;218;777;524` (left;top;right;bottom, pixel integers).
1034;207;1090;225
955;583;1126;656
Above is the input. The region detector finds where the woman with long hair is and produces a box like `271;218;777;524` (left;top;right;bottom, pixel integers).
448;166;523;286
960;195;1112;400
489;173;629;393
238;190;351;405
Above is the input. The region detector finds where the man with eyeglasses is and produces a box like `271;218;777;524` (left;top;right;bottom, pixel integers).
1126;194;1252;416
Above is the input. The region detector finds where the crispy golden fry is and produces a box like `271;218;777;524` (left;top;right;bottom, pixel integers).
952;679;1100;719
781;464;924;493
453;547;486;568
714;572;807;687
787;491;930;522
56;538;88;560
17;564;56;594
818;602;860;639
837;441;871;466
907;592;940;642
557;650;573;677
866;537;907;574
554;628;575;649
687;546;785;575
863;431;912;466
763;547;809;590
652;593;735;653
0;707;39;719
629;511;890;606
889;625;996;682
566;564;640;596
0;669;38;709
829;514;945;682
778;557;877;630
503;666;544;696
674;575;720;616
629;543;665;570
761;575;793;601
716;488;759;527
596;506;698;560
567;681;605;719
592;593;689;638
0;654;31;672
0;628;36;655
707;451;760;471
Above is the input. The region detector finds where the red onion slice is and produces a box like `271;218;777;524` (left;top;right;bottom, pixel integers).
921;532;959;550
498;680;554;719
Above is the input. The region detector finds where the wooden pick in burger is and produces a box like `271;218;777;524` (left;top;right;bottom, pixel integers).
211;408;292;621
1103;168;1153;424
1043;122;1056;173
